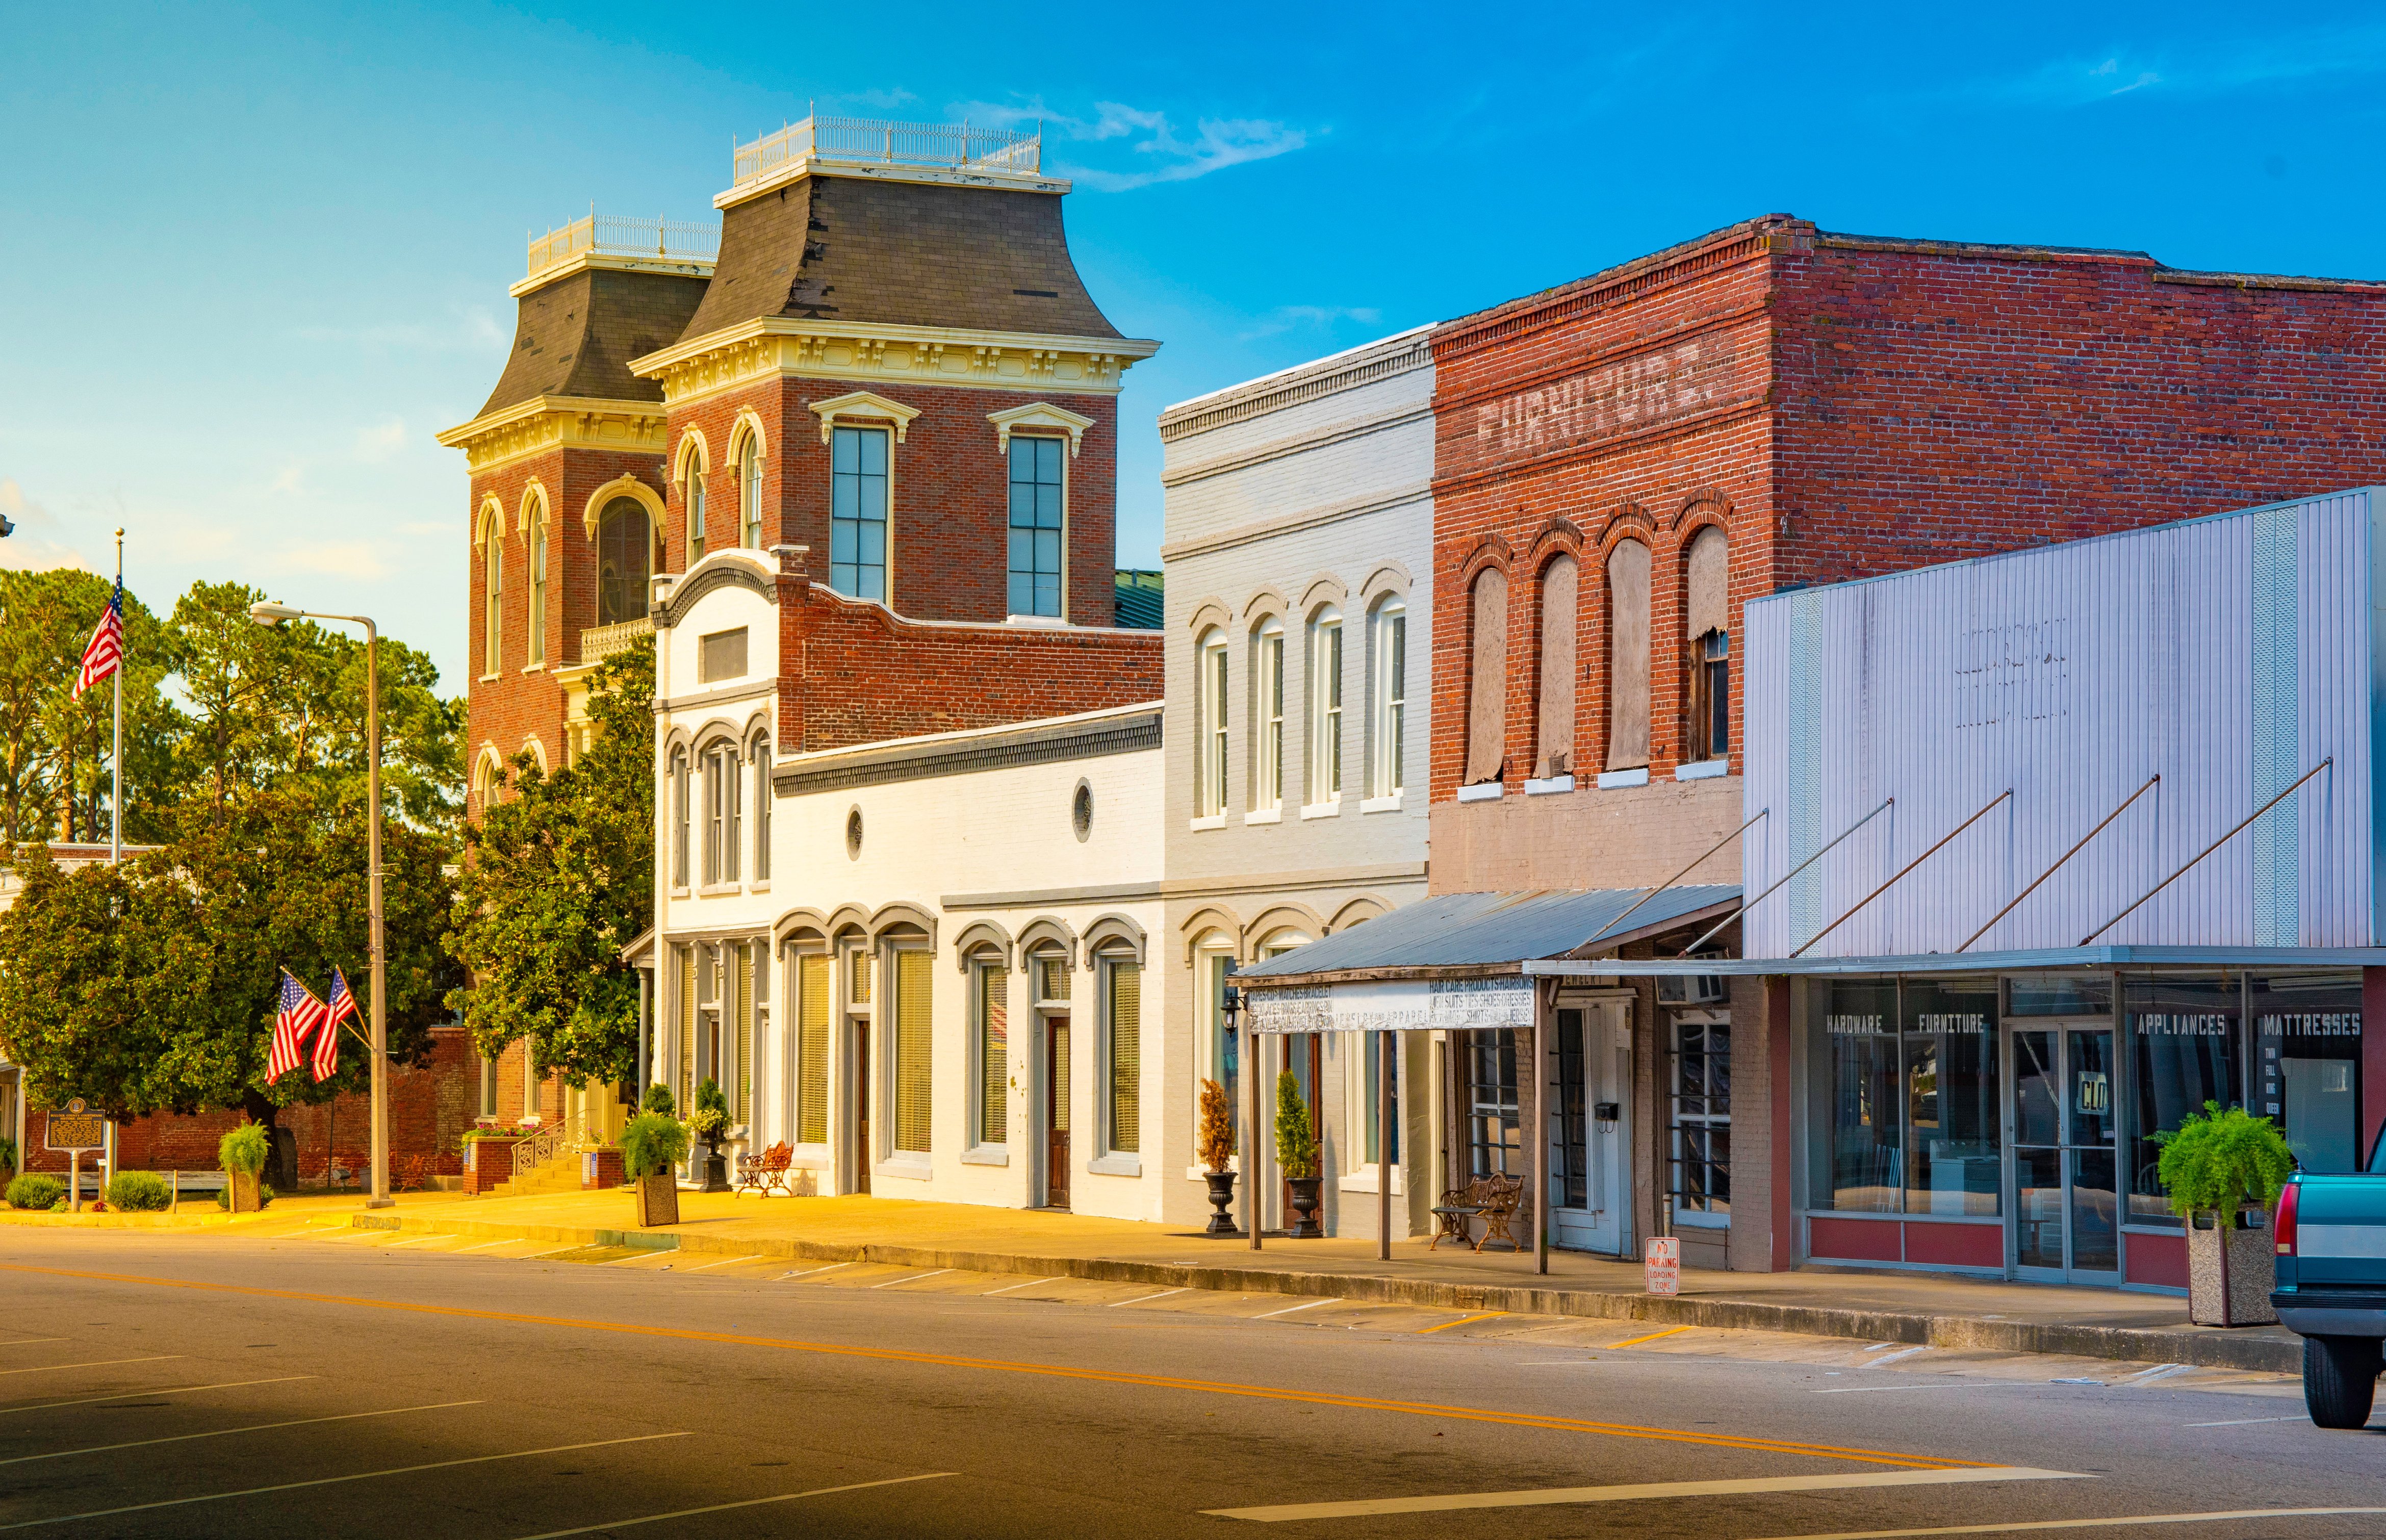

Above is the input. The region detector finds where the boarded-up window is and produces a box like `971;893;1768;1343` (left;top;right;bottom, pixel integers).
798;954;831;1144
1108;960;1141;1153
699;627;749;683
1606;541;1652;771
1464;569;1508;784
1535;555;1578;779
894;949;932;1153
1684;526;1728;643
1684;525;1731;763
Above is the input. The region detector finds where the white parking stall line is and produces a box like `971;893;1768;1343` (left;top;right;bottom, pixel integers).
1110;1288;1191;1308
870;1269;953;1290
381;1236;440;1248
681;1255;762;1273
1862;1346;1932;1369
518;1246;586;1261
0;1340;68;1349
0;1431;692;1532
981;1275;1062;1297
1814;1382;2008;1394
780;1262;854;1280
1252;1299;1334;1320
0;1356;182;1378
1731;1506;2386;1540
2185;1414;2307;1427
451;1240;514;1254
1204;1467;2086;1522
0;1377;316;1417
509;1472;961;1538
0;1399;486;1467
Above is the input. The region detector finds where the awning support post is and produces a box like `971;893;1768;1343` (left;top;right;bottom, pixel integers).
1378;1028;1393;1263
1534;984;1551;1276
2080;759;2332;946
1792;789;2012;957
1959;775;2159;952
1580;808;1769;951
1684;798;1893;954
1247;1032;1265;1252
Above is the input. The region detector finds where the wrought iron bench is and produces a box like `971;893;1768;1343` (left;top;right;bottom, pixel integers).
1430;1172;1524;1252
734;1141;797;1198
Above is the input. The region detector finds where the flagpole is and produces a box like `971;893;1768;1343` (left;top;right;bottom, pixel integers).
105;529;122;1196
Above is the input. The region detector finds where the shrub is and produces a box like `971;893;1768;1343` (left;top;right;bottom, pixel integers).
1274;1071;1318;1179
640;1082;676;1117
106;1172;172;1212
2156;1102;2295;1223
688;1079;728;1142
218;1124;270;1177
6;1172;63;1211
1197;1079;1235;1172
619;1113;689;1178
214;1182;275;1211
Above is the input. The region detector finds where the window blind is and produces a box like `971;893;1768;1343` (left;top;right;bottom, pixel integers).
980;965;1008;1145
895;949;932;1153
798;954;830;1144
1109;963;1141;1153
735;944;754;1127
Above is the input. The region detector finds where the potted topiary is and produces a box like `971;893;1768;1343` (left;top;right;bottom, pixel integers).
688;1078;731;1193
1275;1070;1323;1239
620;1110;689;1228
219;1124;270;1214
2157;1101;2295;1326
1198;1078;1238;1236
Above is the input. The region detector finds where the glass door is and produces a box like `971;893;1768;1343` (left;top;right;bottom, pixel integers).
2009;1025;2119;1281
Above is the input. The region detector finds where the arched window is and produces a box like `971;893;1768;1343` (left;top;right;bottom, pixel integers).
1606;540;1652;772
688;462;707;567
598;498;652;625
1683;525;1730;763
524;493;548;668
1307;606;1343;804
1253;617;1284;813
1464;568;1508;786
1195;629;1228;819
1369;598;1405;798
670;748;691;889
480;509;503;678
737;430;764;550
750;732;773;882
473;752;502;809
1535;555;1578;779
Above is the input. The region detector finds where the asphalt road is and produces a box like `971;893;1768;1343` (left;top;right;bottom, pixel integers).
2;1226;2382;1538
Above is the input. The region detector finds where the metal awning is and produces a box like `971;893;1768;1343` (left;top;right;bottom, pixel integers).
1526;945;2386;978
1233;885;1741;988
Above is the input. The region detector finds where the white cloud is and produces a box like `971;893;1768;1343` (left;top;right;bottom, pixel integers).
952;97;1309;191
269;463;307;496
1984;26;2386;106
269;541;389;580
0;479;90;573
836;86;918;111
1237;304;1384;342
355;417;408;463
398;520;455;537
296;306;506;353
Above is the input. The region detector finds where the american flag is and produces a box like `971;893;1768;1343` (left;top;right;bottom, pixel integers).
317;967;358;1082
72;579;123;700
271;969;327;1082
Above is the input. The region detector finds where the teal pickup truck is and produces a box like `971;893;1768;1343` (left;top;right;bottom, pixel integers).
2272;1165;2386;1427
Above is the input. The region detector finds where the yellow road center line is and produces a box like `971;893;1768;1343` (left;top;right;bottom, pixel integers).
1606;1325;1694;1349
1733;1508;2386;1540
1418;1312;1507;1334
0;1432;690;1532
0;1262;1982;1471
509;1472;959;1538
1207;1466;2086;1522
0;1399;485;1467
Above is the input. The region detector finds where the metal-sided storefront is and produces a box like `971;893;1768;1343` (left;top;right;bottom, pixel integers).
1797;967;2373;1291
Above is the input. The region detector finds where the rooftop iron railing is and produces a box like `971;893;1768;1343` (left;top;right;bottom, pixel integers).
526;210;720;280
731;114;1041;187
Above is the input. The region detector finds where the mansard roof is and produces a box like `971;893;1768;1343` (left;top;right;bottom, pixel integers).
675;172;1121;347
477;265;711;418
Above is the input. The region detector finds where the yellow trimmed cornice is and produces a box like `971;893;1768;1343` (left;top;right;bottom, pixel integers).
436;396;671;477
628;317;1161;407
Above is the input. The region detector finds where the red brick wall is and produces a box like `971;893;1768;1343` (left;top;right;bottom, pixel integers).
665;375;1119;626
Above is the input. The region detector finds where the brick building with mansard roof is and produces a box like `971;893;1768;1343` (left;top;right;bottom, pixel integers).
438;118;1163;1153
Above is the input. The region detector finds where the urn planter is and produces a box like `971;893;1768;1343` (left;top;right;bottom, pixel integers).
700;1144;730;1193
2187;1209;2277;1326
634;1171;681;1228
228;1170;262;1214
1203;1170;1239;1235
1285;1175;1325;1239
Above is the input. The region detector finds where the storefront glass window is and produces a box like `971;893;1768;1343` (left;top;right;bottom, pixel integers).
1820;980;1900;1212
1902;976;1999;1217
2008;975;2112;1017
2125;977;2240;1225
2249;974;2362;1173
1466;1030;1521;1176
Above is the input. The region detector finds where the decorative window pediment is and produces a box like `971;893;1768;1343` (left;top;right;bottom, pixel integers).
809;390;920;444
986;401;1094;459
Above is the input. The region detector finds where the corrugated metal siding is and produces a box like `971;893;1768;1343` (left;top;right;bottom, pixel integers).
1744;490;2377;958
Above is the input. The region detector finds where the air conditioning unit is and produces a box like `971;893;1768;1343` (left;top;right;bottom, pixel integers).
1658;973;1727;1005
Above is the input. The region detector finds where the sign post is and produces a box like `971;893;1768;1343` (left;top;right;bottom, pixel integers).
1644;1235;1681;1295
44;1099;106;1214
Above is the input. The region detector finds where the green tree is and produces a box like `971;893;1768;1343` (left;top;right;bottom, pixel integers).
0;849;180;1121
0;570;176;846
445;649;654;1088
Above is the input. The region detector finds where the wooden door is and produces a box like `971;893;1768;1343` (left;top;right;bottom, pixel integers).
853;1023;871;1195
1046;1015;1071;1209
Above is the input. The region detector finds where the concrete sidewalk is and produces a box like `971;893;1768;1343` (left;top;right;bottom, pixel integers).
173;1187;2300;1375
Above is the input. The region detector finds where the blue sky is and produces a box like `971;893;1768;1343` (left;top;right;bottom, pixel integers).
4;3;2383;687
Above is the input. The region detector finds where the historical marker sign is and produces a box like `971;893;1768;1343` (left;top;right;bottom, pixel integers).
43;1098;105;1153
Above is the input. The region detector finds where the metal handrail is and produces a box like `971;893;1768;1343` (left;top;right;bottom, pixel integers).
2079;759;2332;946
1958;775;2159;952
732;114;1040;186
1792;789;2013;957
1683;797;1893;954
526;210;719;279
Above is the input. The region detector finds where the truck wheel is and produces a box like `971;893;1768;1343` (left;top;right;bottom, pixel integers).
2304;1336;2381;1429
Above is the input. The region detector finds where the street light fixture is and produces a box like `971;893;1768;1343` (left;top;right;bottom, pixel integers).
250;599;391;1210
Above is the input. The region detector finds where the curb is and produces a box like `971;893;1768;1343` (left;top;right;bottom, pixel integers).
347;1212;2303;1375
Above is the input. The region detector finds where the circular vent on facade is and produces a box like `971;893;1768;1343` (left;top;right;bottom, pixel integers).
845;806;864;860
1072;780;1094;841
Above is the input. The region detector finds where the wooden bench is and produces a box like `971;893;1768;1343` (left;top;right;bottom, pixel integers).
734;1141;797;1198
1430;1172;1524;1252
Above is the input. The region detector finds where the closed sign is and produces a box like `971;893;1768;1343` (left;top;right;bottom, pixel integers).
1645;1235;1681;1295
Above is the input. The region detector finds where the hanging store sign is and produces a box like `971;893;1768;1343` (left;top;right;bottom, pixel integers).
1242;977;1536;1035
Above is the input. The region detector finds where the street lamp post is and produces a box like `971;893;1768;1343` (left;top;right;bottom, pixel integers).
251;601;390;1209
